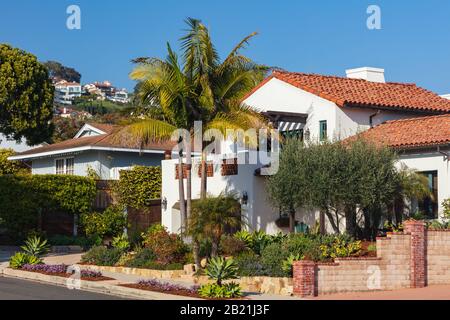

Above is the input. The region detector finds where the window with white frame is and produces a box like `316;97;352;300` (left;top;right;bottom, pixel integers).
55;157;75;175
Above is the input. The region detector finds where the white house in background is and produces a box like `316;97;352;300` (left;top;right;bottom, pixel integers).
161;67;450;234
54;80;82;105
108;90;130;104
8;122;173;180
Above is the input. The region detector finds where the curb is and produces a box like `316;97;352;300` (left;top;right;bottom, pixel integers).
1;268;200;300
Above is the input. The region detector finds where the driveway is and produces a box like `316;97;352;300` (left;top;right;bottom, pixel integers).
314;285;450;300
0;277;125;300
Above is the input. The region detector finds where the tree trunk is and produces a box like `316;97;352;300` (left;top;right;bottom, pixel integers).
319;210;326;235
200;150;207;199
289;208;296;234
211;239;219;257
325;209;340;234
345;205;357;238
177;154;186;236
193;239;201;271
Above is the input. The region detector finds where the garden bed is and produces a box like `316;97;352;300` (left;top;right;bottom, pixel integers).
121;280;200;298
21;264;114;282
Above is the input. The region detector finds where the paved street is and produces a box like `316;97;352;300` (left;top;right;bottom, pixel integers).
0;277;125;300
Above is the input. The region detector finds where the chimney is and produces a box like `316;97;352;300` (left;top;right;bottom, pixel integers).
345;67;385;83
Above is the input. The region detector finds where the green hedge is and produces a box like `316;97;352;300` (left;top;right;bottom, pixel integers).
0;174;96;240
112;166;161;209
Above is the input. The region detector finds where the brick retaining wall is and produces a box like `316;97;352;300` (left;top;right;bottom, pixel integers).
293;221;450;297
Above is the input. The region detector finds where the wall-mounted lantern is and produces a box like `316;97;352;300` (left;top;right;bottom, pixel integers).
162;197;168;211
241;191;248;206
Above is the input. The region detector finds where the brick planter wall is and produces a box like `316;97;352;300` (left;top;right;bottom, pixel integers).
293;221;450;297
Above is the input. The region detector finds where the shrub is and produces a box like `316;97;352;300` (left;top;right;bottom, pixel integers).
0;174;96;241
427;220;449;230
124;248;156;268
80;205;127;239
220;236;247;256
205;257;238;286
80;246;124;266
138;279;199;294
443;199;450;219
260;243;290;277
112;233;130;250
198;282;242;299
142;225;188;265
112;166;161;209
234;251;266;276
0;149;28;175
9;252;42;269
320;238;362;259
21;236;50;257
281;253;303;274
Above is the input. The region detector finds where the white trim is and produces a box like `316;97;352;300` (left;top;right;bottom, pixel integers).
74;124;107;139
8;146;167;161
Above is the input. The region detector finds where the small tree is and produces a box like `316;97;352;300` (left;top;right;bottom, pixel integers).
266;139;309;233
188;192;242;267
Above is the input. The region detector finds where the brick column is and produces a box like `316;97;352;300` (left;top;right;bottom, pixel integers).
293;261;316;297
404;220;426;288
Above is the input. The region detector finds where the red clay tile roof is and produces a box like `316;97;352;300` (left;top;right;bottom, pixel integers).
13;127;176;158
243;71;450;113
356;114;450;149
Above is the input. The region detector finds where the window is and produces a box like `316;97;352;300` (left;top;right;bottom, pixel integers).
418;171;438;219
319;120;327;141
55;158;75;175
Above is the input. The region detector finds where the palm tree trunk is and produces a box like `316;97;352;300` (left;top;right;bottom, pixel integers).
186;146;192;225
177;154;186;236
200;150;207;199
193;238;201;271
211;239;219;257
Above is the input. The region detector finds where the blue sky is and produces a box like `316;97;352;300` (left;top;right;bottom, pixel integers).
1;0;450;93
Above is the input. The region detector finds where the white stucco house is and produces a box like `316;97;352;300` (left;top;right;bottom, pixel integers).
161;67;450;234
8;122;173;180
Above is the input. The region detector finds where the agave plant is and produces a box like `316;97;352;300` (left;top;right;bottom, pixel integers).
205;256;238;286
21;236;50;257
9;252;42;269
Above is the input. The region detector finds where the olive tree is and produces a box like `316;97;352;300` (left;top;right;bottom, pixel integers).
0;44;54;145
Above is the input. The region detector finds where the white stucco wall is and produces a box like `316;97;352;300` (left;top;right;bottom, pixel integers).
243;78;427;140
397;150;450;218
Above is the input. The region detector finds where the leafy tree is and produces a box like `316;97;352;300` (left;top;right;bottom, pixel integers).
51;117;85;143
0;148;28;175
44;60;81;83
0;44;54;145
267;137;399;239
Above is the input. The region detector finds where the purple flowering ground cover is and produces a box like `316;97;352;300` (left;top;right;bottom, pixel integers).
121;279;200;298
20;264;111;281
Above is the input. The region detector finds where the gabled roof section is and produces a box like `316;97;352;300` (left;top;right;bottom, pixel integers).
74;122;117;138
243;70;450;113
354;114;450;149
9;126;176;160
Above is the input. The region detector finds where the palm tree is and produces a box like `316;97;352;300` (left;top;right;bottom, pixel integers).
121;18;269;237
188;192;242;259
